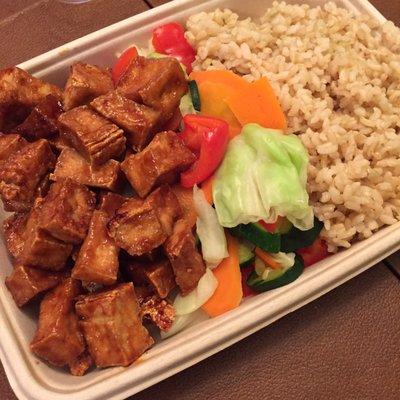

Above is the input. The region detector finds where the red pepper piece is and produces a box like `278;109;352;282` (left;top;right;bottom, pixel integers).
112;46;138;84
180;114;229;188
241;264;256;298
297;237;329;267
152;22;196;73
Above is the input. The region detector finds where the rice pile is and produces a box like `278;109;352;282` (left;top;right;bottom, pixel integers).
185;1;400;252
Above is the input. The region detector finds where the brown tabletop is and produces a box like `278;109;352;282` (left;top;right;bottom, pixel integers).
0;1;399;399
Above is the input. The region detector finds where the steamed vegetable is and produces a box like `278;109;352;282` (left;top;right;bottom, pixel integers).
238;240;255;268
202;234;242;317
161;309;206;339
201;175;214;205
152;22;196;73
180;115;229;188
193;186;228;268
173;268;218;316
112;46;138;84
297;237;329;267
213;124;314;230
188;80;201;111
254;251;295;276
179;93;196;116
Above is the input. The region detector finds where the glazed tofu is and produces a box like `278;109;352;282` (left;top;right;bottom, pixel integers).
2;212;28;259
171;184;197;228
164;219;206;295
75;283;154;367
20;199;73;271
138;292;175;331
117;56;187;123
69;352;93;376
72;193;126;285
0;133;27;162
107;197;167;256
30;278;86;370
91;91;161;151
58;106;126;165
147;185;183;236
0;67;62;131
0;139;56;212
5;264;65;307
15;94;63;140
63;62;113;111
121;131;195;198
50;148;124;192
125;258;176;299
39;179;96;244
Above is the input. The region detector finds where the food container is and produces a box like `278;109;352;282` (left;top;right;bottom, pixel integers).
0;0;397;399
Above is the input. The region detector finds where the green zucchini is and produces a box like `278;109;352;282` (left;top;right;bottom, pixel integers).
238;240;255;268
247;255;304;292
230;222;281;253
188;80;201;111
280;218;323;252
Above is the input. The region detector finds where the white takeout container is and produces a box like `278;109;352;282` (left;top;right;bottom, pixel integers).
0;0;397;399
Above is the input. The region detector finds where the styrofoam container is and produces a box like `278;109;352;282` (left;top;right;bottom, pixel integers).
0;0;397;399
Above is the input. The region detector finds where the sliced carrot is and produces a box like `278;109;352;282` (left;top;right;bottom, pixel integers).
254;247;281;270
202;233;243;317
201;175;214;205
190;70;250;92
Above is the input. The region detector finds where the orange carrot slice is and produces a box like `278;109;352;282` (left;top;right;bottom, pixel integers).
254;247;281;270
202;233;243;317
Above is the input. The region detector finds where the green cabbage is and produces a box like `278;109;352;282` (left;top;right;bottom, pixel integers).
213;123;314;230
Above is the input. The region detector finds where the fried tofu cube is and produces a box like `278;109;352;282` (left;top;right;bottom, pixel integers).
69;352;93;376
72;194;126;285
164;219;206;295
30;278;86;368
58;106;126;165
147;185;183;236
171;184;197;228
138;292;175;331
75;283;154;367
5;264;65;307
0;139;56;212
20;199;73;271
38;179;95;244
14;94;63;140
121;131;195;198
63;62;113;111
107;197;167;256
90;91;161;151
2;212;28;259
125;258;176;299
117;56;187;123
0;67;63;131
0;133;27;162
50;147;124;192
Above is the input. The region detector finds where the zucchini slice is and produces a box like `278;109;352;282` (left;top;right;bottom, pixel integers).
188;80;201;111
230;222;281;253
247;255;304;292
238;240;255;268
280;218;323;252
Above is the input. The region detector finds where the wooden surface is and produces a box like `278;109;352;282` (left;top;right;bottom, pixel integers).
0;1;399;399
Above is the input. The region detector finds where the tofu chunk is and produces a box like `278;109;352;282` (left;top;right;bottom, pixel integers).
171;184;197;228
0;67;63;131
0;133;27;162
75;283;154;367
147;185;183;236
39;179;96;244
30;278;86;369
0;139;56;212
50;147;124;192
125;258;176;299
20;199;73;271
72;193;126;285
2;212;28;259
121;131;195;198
63;62;113;111
58;106;126;165
107;197;167;256
5;264;65;307
69;352;93;376
138;292;175;331
90;91;161;151
15;94;63;140
164;219;206;295
117;56;187;123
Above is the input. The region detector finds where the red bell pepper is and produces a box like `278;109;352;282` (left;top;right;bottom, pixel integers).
297;237;329;267
180;114;229;188
152;22;196;73
241;264;256;298
112;46;138;84
258;218;281;233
